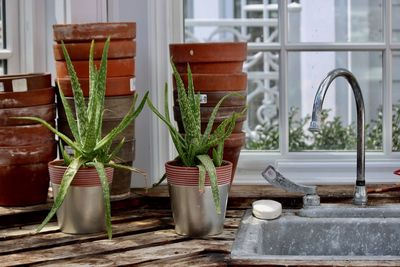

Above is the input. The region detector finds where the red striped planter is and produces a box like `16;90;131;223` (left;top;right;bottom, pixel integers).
49;160;113;187
165;160;232;186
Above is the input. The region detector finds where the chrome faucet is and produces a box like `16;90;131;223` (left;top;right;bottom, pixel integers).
309;68;367;206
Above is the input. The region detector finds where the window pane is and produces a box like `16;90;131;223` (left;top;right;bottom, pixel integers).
394;0;400;43
245;51;280;151
0;0;6;74
288;51;383;151
288;0;383;43
184;0;279;43
393;51;400;151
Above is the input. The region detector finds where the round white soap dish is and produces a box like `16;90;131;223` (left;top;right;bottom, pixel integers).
252;199;282;220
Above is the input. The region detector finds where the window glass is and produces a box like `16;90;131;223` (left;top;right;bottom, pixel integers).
288;51;383;151
394;0;400;43
245;51;280;151
288;0;383;43
184;0;279;43
393;51;400;151
0;0;5;74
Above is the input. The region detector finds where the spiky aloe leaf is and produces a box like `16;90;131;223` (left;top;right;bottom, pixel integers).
95;91;148;151
87;40;98;117
14;116;83;155
37;157;85;233
59;140;72;165
89;161;112;239
57;80;81;145
196;154;221;214
106;137;125;163
212;143;224;167
60;41;88;142
186;64;201;134
201;92;242;144
171;60;199;142
106;162;147;177
198;164;206;193
84;38;110;152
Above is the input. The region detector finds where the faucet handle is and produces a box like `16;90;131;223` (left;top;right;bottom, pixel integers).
262;165;320;207
262;165;317;195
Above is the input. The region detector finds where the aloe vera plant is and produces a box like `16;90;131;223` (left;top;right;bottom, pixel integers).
17;37;148;239
147;61;245;214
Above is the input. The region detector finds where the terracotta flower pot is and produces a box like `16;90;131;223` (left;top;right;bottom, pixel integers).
0;142;56;166
0;73;51;92
165;160;232;237
0;162;50;206
0;104;56;126
222;132;246;182
53;22;136;42
173;73;247;92
111;160;134;200
173;105;246;133
57;76;134;97
48;160;113;234
0;87;55;109
170;42;247;74
173;90;247;107
53;40;136;61
55;58;135;78
0;124;55;146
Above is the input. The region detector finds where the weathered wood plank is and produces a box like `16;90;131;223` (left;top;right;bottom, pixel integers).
33;239;232;266
0;229;187;266
0;218;170;255
140;253;229;267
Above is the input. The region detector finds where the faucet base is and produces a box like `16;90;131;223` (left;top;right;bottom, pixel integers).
353;185;368;205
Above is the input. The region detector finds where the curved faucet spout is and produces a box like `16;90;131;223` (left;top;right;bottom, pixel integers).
309;68;367;205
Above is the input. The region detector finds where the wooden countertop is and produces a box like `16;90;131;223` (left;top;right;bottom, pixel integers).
1;185;400;266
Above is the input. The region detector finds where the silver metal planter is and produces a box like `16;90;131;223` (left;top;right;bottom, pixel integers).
169;183;230;237
52;183;107;234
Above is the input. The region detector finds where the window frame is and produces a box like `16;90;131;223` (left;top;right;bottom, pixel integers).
156;0;400;185
2;0;19;73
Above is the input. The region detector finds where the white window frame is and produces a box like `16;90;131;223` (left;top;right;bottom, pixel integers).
155;0;400;185
2;0;19;73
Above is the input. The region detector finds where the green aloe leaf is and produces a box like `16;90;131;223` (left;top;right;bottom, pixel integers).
14;116;83;155
196;154;221;214
171;61;198;141
87;39;98;117
106;137;125;162
90;160;112;239
61;41;88;142
212;143;224;167
57;80;81;145
95;92;148;151
37;157;85;233
59;140;72;165
106;162;148;177
198;164;206;193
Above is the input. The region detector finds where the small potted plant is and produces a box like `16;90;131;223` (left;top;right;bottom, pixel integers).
17;37;148;239
147;61;245;237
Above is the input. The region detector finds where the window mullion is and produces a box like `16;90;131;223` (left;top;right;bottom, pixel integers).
279;0;289;156
383;0;393;156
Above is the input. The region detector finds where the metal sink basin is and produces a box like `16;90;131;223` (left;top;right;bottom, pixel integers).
231;208;400;262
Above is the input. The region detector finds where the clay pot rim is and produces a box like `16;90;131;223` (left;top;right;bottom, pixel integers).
48;159;114;170
0;141;55;150
166;159;232;168
0;72;51;81
169;42;247;62
53;22;136;42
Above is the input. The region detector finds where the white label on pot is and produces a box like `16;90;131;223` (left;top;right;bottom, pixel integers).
200;94;207;104
0;82;4;92
12;79;28;92
130;77;136;92
64;145;74;156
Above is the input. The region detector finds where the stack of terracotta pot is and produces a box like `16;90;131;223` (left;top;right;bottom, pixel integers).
170;42;247;182
0;73;56;206
53;22;137;199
